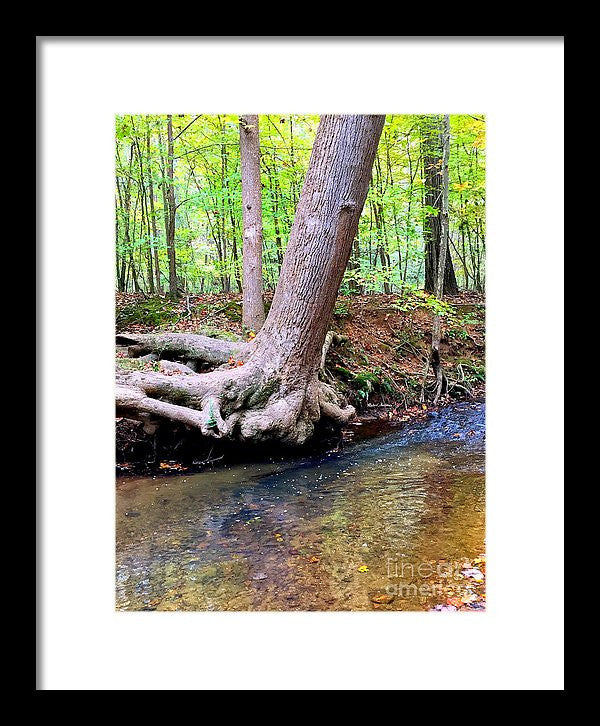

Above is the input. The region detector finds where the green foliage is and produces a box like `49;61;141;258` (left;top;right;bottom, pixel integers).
351;368;395;404
391;289;458;322
116;358;146;371
460;311;481;326
334;301;350;317
116;114;485;295
460;362;485;383
354;371;380;393
206;402;218;429
116;358;160;372
447;327;469;341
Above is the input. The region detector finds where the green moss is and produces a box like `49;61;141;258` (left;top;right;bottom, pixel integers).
116;298;180;328
116;358;147;371
198;327;241;342
222;300;242;322
354;371;380;391
246;377;280;408
333;366;355;381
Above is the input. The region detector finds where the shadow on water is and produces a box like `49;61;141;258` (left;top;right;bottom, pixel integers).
116;400;485;611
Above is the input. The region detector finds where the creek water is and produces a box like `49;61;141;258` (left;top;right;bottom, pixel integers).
116;400;485;611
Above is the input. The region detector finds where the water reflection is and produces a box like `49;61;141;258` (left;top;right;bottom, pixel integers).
116;401;485;611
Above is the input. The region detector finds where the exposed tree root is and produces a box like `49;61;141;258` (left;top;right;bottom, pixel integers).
115;113;387;447
116;332;250;368
319;331;348;377
115;338;355;447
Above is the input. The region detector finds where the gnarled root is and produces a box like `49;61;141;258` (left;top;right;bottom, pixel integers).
318;381;356;425
319;331;348;376
115;328;356;445
116;332;250;368
116;362;355;446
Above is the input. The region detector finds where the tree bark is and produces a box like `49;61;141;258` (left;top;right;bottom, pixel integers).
146;123;162;294
166;115;178;299
239;115;265;332
422;115;459;296
116;114;385;445
430;115;450;404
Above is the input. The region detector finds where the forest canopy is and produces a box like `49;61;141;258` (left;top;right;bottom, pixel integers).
115;114;486;298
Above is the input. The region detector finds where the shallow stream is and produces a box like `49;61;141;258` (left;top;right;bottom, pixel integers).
116;401;485;611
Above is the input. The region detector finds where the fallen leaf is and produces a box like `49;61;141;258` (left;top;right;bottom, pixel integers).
461;567;484;582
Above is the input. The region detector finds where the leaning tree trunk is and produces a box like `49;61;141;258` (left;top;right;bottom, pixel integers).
116;114;385;446
422;115;459;296
239;115;266;333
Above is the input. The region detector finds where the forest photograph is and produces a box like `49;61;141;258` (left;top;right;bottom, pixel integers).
38;35;564;692
115;112;486;612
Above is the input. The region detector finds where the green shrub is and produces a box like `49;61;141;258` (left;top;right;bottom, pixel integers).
334;301;350;317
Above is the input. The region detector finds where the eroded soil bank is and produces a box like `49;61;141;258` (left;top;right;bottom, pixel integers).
116;291;484;473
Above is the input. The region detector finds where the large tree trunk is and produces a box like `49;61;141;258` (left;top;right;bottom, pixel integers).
117;114;385;445
422;115;459;296
239;115;265;332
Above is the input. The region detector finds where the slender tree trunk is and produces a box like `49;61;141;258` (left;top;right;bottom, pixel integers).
422;115;459;295
374;155;392;294
430;115;451;404
132;134;155;294
239;115;265;332
347;236;362;294
146;125;162;294
116;146;136;292
264;157;284;273
219;119;231;293
166;115;178;299
223;148;243;293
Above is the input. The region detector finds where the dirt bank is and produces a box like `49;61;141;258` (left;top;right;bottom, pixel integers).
116;290;484;472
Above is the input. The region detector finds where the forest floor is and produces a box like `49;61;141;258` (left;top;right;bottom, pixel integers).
116;290;485;470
